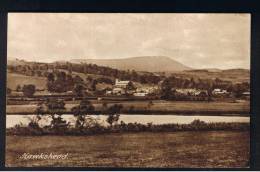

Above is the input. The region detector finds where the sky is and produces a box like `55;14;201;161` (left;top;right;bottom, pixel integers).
8;13;250;69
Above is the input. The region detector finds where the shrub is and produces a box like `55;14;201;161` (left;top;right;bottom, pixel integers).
22;84;36;97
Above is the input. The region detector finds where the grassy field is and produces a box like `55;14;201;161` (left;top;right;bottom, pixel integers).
7;73;46;90
6;100;250;115
6;131;250;167
172;69;250;83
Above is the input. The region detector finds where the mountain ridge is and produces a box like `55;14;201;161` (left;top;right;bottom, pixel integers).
70;56;192;72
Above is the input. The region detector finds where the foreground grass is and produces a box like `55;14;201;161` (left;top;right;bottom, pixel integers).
6;131;249;168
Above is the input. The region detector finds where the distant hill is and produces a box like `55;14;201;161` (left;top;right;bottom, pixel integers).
7;57;29;66
174;68;250;83
70;56;192;72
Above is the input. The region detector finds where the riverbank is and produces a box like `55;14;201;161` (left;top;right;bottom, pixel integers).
6;131;250;167
6;119;249;136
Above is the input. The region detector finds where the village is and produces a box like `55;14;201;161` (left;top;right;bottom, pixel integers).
7;77;250;102
5;13;251;168
104;78;250;101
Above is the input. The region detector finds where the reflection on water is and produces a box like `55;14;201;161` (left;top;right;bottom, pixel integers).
6;114;250;128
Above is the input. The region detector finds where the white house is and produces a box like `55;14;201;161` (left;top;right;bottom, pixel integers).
115;79;130;88
242;91;250;96
133;92;148;97
111;79;135;95
112;87;126;95
212;88;228;95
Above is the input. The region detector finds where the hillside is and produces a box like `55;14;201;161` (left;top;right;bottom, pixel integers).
7;58;29;66
172;69;250;83
7;56;250;84
7;73;46;90
70;56;192;72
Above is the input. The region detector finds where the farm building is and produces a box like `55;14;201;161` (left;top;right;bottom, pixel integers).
133;92;148;97
212;88;229;95
242;91;250;100
111;79;135;95
115;79;130;88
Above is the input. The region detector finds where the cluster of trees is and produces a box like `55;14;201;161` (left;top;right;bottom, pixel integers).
46;71;115;95
56;63;162;84
46;71;84;93
32;98;123;134
8;64;50;77
8;84;36;97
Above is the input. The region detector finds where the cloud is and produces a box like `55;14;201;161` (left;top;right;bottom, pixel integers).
7;13;250;69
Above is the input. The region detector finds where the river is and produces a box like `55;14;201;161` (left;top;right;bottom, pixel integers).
6;114;250;128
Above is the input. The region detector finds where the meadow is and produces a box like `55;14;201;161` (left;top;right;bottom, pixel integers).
6;100;250;115
6;131;250;167
7;73;46;90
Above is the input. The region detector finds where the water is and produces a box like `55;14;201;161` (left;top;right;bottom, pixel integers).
6;114;250;128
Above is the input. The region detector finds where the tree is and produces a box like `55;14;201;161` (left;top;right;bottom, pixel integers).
147;100;154;108
47;73;55;82
66;74;74;91
71;99;95;131
56;71;66;82
102;102;108;113
86;76;93;82
74;75;84;84
126;81;136;94
160;79;176;100
73;84;84;97
6;87;11;95
106;104;123;126
22;84;36;97
30;101;46;130
16;85;21;92
37;71;42;77
91;79;97;91
45;99;69;133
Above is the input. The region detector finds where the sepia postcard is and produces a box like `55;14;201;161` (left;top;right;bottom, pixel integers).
5;13;250;168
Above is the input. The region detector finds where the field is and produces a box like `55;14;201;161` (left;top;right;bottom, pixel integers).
7;73;46;90
6;131;250;167
172;69;250;83
6;100;250;115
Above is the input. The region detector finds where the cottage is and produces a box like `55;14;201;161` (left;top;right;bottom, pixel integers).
112;87;125;95
212;88;228;95
105;90;112;95
115;79;130;88
112;79;135;95
133;92;148;97
242;91;250;100
242;91;250;96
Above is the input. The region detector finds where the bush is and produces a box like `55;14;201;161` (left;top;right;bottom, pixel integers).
22;84;36;97
6;87;12;95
